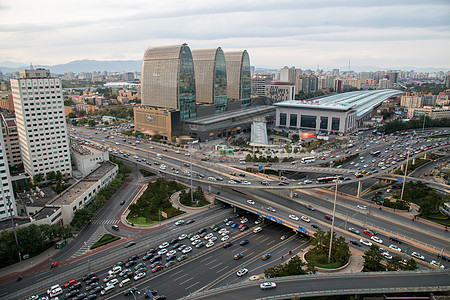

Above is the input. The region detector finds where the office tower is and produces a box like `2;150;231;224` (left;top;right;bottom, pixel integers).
224;50;251;107
388;71;399;87
10;69;72;180
251;77;266;97
0;116;17;220
141;44;197;120
191;47;227;113
445;74;450;88
0;114;22;166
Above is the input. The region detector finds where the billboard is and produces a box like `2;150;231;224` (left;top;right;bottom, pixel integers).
300;132;316;139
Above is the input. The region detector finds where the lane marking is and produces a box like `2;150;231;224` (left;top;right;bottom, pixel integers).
216;266;229;273
204;259;217;266
178;276;194;285
209;262;222;269
185;281;200;290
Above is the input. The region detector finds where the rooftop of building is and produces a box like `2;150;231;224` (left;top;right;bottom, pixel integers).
31;206;61;221
50;179;98;206
71;143;104;156
85;160;117;180
274;89;404;117
183;105;275;126
17;187;58;207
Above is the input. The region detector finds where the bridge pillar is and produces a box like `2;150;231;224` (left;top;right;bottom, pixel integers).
423;153;427;159
412;158;416;165
401;164;404;171
357;181;361;198
289;189;293;198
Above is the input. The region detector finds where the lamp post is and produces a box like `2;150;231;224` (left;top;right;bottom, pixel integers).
400;147;411;202
422;114;426;134
328;178;338;263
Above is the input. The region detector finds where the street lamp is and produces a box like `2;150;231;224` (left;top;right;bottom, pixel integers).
328;178;338;263
400;147;411;202
130;290;140;300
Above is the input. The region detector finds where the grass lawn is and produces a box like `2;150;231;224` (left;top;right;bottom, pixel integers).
126;217;159;225
425;211;450;226
90;233;121;250
304;251;347;269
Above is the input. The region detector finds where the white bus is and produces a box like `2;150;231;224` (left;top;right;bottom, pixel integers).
301;157;316;164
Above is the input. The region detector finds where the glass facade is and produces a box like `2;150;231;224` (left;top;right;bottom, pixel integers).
331;117;340;131
225;50;251;107
320;116;328;130
214;49;227;113
301;115;316;129
279;113;287;126
179;46;197;120
241;51;251;107
289;114;297;127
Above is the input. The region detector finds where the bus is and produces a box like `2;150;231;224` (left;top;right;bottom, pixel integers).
316;176;336;184
301;157;316;164
370;150;381;156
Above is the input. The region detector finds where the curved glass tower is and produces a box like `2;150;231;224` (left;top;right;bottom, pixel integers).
141;44;197;120
192;47;227;113
224;50;251;107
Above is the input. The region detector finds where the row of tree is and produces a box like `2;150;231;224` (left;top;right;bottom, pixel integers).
378;117;450;134
179;186;208;207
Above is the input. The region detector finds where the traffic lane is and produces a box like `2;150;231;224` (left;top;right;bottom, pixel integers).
217;234;310;288
110;222;294;299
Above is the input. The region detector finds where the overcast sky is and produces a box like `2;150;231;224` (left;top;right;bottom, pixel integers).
1;0;449;70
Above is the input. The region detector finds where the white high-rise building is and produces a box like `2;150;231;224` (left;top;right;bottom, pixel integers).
0;120;16;220
10;69;72;180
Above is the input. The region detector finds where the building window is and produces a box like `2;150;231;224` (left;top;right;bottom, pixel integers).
279;113;287;126
331;117;340;131
289;114;297;128
320;116;328;130
300;115;316;129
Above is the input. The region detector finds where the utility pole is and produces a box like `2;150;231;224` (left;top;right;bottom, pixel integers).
328;179;338;263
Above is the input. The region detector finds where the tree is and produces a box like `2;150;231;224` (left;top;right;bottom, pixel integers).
88;120;96;127
402;258;418;271
387;256;403;271
264;255;306;278
46;171;56;182
78;110;86;117
33;173;43;184
68;112;77;118
363;245;383;271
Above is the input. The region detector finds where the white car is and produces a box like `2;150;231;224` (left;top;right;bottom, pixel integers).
260;282;277;290
159;242;169;249
430;260;445;269
191;239;201;246
175;220;185;226
357;205;367;210
158;248;168;255
106;278;119;286
360;239;372;247
204;233;214;240
103;274;116;283
371;236;383;244
208;236;217;242
411;252;425;260
389;244;402;252
178;234;187;240
241;181;251;185
236;268;248;277
218;228;227;234
221;235;230;241
182;246;192;254
381;252;392;260
228;180;237;184
205;241;214;248
166;250;176;257
133;272;146;281
289;214;299;221
301;216;310;223
246;199;255;205
240;218;248;224
220;230;229;236
190;235;200;241
108;266;122;275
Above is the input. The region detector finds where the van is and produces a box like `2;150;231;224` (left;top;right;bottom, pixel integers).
119;278;131;288
49;287;62;298
253;227;262;234
100;285;115;296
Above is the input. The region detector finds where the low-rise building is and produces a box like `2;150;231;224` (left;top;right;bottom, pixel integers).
0;114;22;166
70;143;109;178
407;107;450;119
265;83;295;102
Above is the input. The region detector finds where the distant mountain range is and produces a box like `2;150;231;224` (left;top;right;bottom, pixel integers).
0;59;448;74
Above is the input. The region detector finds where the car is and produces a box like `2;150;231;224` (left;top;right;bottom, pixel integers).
381;252;393;260
246;199;255;205
112;225;119;231
172;242;182;249
324;215;333;221
192;239;201;246
411;252;425;260
350;240;362;247
119;268;132;277
120;200;126;205
363;230;375;236
85;277;99;285
133;272;146;281
166;254;176;262
430;260;445;269
64;280;77;288
178;254;189;262
360;239;372;246
208;236;218;242
134;263;146;270
109;266;122;275
236;268;248;277
166;250;176;257
125;260;136;268
70;282;83;291
206;241;214;248
240;240;249;246
182;246;193;253
123;287;139;296
231;223;238;228
125;241;136;248
190;234;201;241
260;282;277;290
234;253;244;260
306;205;315;211
289;214;299;221
226;221;233;226
267;207;276;212
178;234;187;240
159;242;169;249
311;224;321;230
106;278;119;286
89;286;103;295
177;244;187;251
389;236;402;244
175;220;185;226
152;265;164;273
238;223;246;229
389;244;402;252
223;242;232;248
103;274;116;283
64;290;79;299
158;248;168;255
348;227;360;234
186;219;195;224
82;273;96;282
261;253;271;260
357;205;367;210
204;233;214;240
196;242;205;248
150;261;162;269
438;253;450;262
255;218;263;225
165;260;176;268
371;236;383;244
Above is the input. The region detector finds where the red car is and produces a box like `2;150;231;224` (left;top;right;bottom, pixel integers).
238;224;246;229
64;280;77;288
152;265;163;273
50;261;58;268
324;215;333;221
363;230;375;236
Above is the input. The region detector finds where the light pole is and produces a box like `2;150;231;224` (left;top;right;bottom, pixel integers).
400;147;411;202
130;290;140;300
421;114;426;134
328;179;338;263
189;143;193;203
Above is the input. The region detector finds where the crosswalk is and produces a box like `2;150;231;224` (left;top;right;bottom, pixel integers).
90;219;120;225
70;226;108;259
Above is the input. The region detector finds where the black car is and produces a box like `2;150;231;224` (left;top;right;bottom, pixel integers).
186;219;195;224
114;261;125;267
350;240;362;247
311;224;321;230
389;236;402;244
123;271;133;279
125;260;137;268
73;294;87;300
170;238;178;245
147;248;157;254
172;242;182;249
65;290;79;298
438;253;450;262
166;254;176;261
143;253;153;261
82;272;96;281
154;296;167;300
212;226;221;232
124;287;139;296
128;255;139;261
239;240;249;246
86;294;97;300
150;255;162;263
120;200;126;205
69;282;82;291
85;277;99;285
197;228;207;234
89;286;103;295
223;242;232;248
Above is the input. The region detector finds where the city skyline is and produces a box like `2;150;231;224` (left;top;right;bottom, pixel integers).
1;0;449;70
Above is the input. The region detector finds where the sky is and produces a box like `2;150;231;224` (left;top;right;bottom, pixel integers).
1;0;449;70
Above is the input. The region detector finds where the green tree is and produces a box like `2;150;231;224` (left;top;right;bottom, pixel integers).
46;171;56;182
33;173;43;184
264;255;306;278
402;258;418;271
68;112;77;118
88;120;96;127
387;256;403;271
363;245;383;271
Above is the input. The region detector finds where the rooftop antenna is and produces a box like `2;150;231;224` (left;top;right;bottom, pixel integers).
30;62;34;70
348;59;351;71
